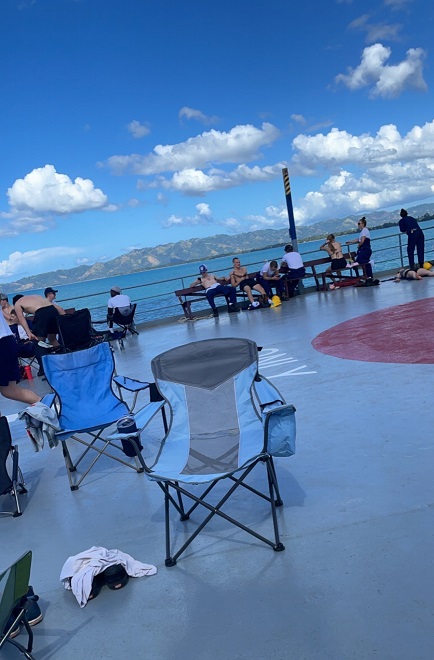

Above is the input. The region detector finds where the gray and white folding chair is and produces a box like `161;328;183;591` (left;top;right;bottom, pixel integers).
138;337;296;566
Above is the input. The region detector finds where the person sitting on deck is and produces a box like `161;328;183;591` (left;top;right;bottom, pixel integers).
190;264;240;318
12;293;65;347
320;234;348;285
394;266;434;281
1;294;15;325
256;261;285;299
280;245;306;297
107;286;132;333
0;312;40;409
229;258;269;310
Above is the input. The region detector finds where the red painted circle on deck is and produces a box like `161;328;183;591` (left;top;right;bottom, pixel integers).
312;298;434;364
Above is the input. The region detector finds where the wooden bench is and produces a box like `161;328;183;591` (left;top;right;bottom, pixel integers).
174;255;370;318
175;276;265;320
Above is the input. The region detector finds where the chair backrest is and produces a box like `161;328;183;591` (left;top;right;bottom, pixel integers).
0;551;32;639
151;338;263;476
0;417;13;496
112;304;136;325
56;308;95;351
43;343;128;432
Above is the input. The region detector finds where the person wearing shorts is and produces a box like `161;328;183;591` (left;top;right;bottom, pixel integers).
0;313;40;409
13;294;64;347
229;257;269;310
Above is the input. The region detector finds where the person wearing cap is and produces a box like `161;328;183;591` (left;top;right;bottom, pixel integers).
0;311;40;409
398;208;425;269
280;244;306;297
44;287;58;302
44;287;65;314
107;286;132;331
190;265;240;317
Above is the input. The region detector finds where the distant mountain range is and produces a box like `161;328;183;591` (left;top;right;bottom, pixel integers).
3;202;434;293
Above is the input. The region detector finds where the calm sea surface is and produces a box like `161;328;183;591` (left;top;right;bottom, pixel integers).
11;224;434;325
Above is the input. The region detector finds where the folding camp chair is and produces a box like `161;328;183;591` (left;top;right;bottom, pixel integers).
56;308;109;352
139;337;296;566
42;342;166;490
0;417;27;518
0;551;35;659
110;304;138;337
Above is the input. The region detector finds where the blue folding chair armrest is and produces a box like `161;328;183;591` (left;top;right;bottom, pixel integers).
40;393;56;408
113;375;150;393
107;400;165;441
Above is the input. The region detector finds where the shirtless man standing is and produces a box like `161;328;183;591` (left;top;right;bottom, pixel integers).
191;264;240;317
229;258;269;310
12;294;65;347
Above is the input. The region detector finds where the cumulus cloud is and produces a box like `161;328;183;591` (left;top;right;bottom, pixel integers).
335;43;427;98
179;107;219;125
285;120;434;224
8;165;108;214
127;120;150;138
0;247;83;279
105;123;280;175
156;163;285;196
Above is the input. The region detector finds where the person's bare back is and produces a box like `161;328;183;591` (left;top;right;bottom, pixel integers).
13;294;64;344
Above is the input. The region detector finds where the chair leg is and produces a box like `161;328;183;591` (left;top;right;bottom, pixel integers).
266;458;285;551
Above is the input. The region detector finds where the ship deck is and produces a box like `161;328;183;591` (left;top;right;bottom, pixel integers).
2;278;434;660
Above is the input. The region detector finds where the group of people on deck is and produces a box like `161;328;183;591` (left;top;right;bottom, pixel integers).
190;244;306;317
320;208;430;287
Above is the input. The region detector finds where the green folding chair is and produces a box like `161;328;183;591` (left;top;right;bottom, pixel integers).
0;551;35;660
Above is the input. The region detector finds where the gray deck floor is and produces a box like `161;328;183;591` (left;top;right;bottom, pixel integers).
1;279;434;660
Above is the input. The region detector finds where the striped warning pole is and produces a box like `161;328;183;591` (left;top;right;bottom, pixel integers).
282;167;299;252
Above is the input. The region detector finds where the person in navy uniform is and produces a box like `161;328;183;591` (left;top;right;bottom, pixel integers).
399;208;425;269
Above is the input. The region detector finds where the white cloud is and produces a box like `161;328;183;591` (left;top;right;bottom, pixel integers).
105;123;280;175
8;165;108;214
348;15;402;43
157;162;285;196
290;114;306;124
127;120;150;138
335;43;427;98
179;107;219;124
0;247;83;279
163;203;215;228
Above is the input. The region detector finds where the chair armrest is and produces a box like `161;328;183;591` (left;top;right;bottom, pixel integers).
113;375;150;393
253;374;286;408
41;393;56;408
263;404;296;457
107;401;165;440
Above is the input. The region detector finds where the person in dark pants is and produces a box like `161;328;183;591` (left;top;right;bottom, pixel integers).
191;264;240;317
345;217;373;279
399;208;425;269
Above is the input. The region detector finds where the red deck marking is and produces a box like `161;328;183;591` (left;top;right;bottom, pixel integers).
312;298;434;364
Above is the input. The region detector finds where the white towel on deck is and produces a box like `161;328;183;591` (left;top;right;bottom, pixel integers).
59;545;157;607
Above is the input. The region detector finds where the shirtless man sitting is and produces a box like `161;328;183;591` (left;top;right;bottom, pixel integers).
229;258;269;310
12;294;65;347
191;264;240;317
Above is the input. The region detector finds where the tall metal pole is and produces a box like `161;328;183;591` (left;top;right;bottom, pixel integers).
282;167;299;252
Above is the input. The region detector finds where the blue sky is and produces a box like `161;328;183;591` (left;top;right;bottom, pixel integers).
1;0;434;281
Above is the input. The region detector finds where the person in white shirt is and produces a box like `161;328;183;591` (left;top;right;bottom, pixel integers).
257;261;285;298
0;313;40;409
280;245;306;297
107;286;132;331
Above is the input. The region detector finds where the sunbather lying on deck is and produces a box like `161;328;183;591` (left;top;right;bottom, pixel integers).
394;267;434;281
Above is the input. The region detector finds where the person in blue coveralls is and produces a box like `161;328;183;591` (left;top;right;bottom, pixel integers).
398;208;425;269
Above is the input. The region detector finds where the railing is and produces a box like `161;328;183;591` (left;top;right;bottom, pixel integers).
56;222;434;325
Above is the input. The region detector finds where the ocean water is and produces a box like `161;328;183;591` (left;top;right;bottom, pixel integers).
10;224;434;325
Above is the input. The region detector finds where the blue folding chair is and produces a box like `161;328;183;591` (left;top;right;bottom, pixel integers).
138;338;296;566
42;342;166;490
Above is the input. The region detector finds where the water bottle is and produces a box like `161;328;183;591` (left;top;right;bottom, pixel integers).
117;414;143;457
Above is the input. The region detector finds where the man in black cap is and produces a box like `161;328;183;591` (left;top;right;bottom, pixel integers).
44;287;58;303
